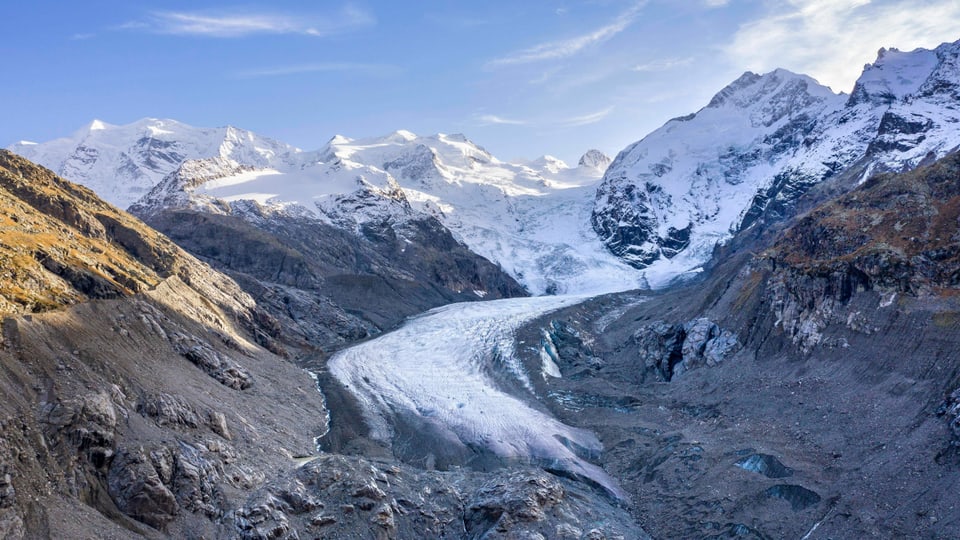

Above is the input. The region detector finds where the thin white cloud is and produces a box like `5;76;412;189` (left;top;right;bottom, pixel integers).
726;0;960;93
476;114;528;126
704;0;730;7
122;6;374;38
633;56;694;72
559;107;614;127
234;63;401;79
487;2;646;68
473;107;613;129
70;33;95;41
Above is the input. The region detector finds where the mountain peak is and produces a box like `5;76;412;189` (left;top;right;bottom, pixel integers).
440;133;469;143
88;119;108;131
384;129;418;143
848;43;941;105
706;71;761;108
707;69;835;111
578;149;611;170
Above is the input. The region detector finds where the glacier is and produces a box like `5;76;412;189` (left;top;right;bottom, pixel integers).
327;293;626;498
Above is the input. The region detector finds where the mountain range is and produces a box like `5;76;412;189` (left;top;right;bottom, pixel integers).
12;41;960;294
13;122;638;296
2;38;960;539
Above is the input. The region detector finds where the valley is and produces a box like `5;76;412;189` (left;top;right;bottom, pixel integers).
2;36;960;539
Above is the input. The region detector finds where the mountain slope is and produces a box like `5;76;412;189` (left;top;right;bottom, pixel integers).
508;150;960;538
0;151;641;538
593;40;960;276
0;150;330;537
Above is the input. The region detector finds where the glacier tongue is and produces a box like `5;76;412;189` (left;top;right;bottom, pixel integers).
327;294;625;498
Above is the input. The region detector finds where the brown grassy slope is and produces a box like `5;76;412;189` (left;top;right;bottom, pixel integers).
768;150;960;293
0;150;182;313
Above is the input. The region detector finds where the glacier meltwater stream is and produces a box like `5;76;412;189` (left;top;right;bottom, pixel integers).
327;294;625;498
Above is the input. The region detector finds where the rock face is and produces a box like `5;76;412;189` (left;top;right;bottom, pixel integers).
761;151;960;352
592;40;960;275
141;204;528;357
232;454;640;540
632;318;738;380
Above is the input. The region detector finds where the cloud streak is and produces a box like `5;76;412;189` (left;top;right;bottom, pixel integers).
473;107;613;128
122;6;374;38
476;114;528;126
487;2;645;67
633;56;694;72
726;0;960;92
559;107;614;127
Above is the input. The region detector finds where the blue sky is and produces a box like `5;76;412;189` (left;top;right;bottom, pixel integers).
4;0;960;163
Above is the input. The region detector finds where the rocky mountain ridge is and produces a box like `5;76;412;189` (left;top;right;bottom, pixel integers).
10;119;300;210
592;39;960;276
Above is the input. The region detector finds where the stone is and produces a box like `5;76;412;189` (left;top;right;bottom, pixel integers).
209;411;231;440
107;448;179;530
136;392;201;428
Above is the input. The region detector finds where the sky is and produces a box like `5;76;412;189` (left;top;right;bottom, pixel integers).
3;0;960;164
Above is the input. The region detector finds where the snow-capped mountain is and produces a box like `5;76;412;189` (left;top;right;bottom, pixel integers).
138;131;639;295
9;118;301;209
13;119;638;295
593;39;960;273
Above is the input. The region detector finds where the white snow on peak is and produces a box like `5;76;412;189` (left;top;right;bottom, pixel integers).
850;46;939;104
23;118;643;295
8;118;302;210
88;119;108;131
528;155;569;175
328;134;353;145
596;68;846;275
595;39;960;280
578;149;612;171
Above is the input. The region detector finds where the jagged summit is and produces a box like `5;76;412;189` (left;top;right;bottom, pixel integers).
9;118;301;210
849;45;940;105
165;127;639;293
578;149;612;171
592;37;960;277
